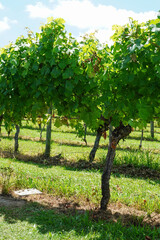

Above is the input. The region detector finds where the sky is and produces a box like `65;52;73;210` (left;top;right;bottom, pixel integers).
0;0;159;48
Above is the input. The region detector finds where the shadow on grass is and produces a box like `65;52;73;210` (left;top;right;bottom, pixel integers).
63;160;160;183
0;148;160;182
21;124;96;136
0;134;91;147
127;135;160;142
1;134;155;153
0;195;159;240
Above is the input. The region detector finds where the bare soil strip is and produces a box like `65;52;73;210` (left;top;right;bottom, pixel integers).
0;193;159;228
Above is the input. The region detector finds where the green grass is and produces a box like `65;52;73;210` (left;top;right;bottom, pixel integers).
114;150;160;171
0;122;159;170
0;121;160;239
0;204;159;240
0;157;159;213
0;122;160;213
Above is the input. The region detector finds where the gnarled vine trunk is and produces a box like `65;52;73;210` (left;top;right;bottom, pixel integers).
14;125;20;153
100;124;132;210
101;135;115;209
0;114;3;135
89;122;109;163
44;106;52;158
83;124;87;145
139;129;143;149
150;121;154;138
89;127;103;162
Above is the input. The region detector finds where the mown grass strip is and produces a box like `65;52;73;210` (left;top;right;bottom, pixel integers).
0;157;159;213
0;204;159;240
0;123;160;171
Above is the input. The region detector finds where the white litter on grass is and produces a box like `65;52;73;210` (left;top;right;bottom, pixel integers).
14;188;42;196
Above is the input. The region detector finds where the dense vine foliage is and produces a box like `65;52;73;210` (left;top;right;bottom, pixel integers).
106;17;160;128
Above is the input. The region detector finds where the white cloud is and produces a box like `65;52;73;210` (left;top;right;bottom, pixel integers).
0;17;18;33
95;29;114;46
0;17;10;32
10;19;18;24
0;3;18;33
26;2;53;18
0;2;4;10
53;0;157;28
26;0;158;43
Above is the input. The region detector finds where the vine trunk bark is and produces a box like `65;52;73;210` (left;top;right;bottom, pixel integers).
14;125;20;153
89;127;103;162
150;121;154;138
44;106;52;158
100;124;132;210
0;114;3;135
109;124;113;143
83;124;87;145
100;135;115;209
139;129;143;149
